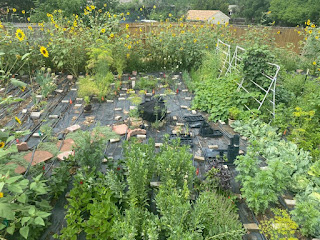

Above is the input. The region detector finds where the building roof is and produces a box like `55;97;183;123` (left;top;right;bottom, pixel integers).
187;10;229;21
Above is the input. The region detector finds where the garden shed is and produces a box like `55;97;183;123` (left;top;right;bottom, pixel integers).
186;10;230;25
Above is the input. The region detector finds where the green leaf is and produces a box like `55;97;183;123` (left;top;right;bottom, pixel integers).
21;217;30;226
0;223;6;230
17;193;27;203
37;211;51;218
20;226;29;239
28;206;36;215
0;131;9;141
21;53;31;61
5;136;15;144
7;184;23;193
6;224;15;235
0;203;15;220
34;216;45;226
6;175;22;184
10;79;27;88
0;182;4;192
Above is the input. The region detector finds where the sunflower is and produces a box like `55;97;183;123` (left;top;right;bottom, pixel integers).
16;29;25;41
40;46;49;58
15;116;21;124
0;142;5;149
28;26;33;31
101;28;106;33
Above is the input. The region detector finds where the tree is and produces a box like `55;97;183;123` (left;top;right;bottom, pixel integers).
192;0;229;14
0;0;34;13
238;0;270;23
269;0;320;26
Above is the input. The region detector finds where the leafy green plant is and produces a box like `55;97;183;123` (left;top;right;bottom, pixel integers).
57;171;119;240
292;196;320;238
234;120;311;213
72;128;108;171
48;161;73;200
260;208;298;240
0;173;52;240
35;67;57;98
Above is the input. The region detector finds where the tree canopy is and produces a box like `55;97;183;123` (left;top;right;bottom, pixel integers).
269;0;320;26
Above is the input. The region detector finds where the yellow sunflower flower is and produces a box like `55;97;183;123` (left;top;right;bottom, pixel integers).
0;142;5;149
127;12;130;15
0;192;3;198
128;45;132;49
110;33;114;38
101;28;106;33
28;26;33;31
16;29;25;41
313;61;317;65
15;116;21;124
40;46;49;58
22;10;25;14
13;8;17;12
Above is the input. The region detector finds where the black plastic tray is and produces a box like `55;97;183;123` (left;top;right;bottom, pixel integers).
183;115;205;122
169;134;193;148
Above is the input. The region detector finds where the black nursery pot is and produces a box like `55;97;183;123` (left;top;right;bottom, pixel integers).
84;104;92;112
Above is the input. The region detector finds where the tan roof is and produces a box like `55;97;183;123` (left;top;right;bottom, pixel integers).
187;10;221;21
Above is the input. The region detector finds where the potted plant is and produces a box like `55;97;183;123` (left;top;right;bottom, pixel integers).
84;96;92;112
228;107;241;125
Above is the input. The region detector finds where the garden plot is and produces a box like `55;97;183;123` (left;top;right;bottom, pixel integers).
1;72;308;240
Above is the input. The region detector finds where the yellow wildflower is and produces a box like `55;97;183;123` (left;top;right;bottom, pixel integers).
0;192;3;198
15;116;21;124
40;46;49;58
309;30;312;34
27;17;30;21
127;12;130;15
104;4;107;7
169;13;172;17
22;10;25;14
13;8;16;12
110;33;114;38
126;24;129;29
193;39;197;43
91;5;95;10
0;142;4;149
153;5;156;9
28;26;33;31
101;28;106;33
128;45;132;49
15;29;25;41
313;61;316;65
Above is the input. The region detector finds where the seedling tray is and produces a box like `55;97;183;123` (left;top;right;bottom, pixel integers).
183;115;205;122
200;122;223;138
169;134;193;148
